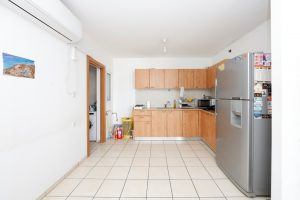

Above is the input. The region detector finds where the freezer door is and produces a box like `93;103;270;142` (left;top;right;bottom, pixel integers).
216;99;252;193
216;53;252;100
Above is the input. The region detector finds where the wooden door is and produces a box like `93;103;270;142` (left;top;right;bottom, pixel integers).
134;122;151;137
164;69;179;89
135;69;150;89
179;69;194;89
194;69;207;89
166;110;182;137
182;110;199;137
151;111;167;137
150;69;165;88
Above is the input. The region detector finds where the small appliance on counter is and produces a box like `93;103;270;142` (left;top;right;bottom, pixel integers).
197;98;215;110
134;104;145;109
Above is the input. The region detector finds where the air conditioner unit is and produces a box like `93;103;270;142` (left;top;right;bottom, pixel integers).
0;0;82;43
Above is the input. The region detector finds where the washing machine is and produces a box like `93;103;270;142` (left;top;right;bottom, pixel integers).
89;111;97;141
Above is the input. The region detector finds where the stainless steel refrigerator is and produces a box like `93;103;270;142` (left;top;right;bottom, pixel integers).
215;53;271;197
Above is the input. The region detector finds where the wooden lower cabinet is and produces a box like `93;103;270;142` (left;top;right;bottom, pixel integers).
201;111;216;151
151;111;167;137
134;121;151;137
182;110;199;137
166;110;182;137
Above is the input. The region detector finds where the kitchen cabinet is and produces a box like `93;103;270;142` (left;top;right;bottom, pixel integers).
151;110;167;137
135;69;150;89
164;69;179;89
194;69;207;89
206;65;216;89
201;111;216;151
133;110;152;137
182;110;199;137
150;69;165;88
179;69;194;89
166;110;182;137
198;110;202;137
134;122;152;137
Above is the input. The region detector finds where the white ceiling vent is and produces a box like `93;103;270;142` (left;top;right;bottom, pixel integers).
1;0;82;43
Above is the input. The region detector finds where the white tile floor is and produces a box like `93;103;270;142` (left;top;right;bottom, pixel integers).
44;139;269;200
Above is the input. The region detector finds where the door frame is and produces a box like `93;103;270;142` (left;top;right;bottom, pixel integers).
86;55;106;157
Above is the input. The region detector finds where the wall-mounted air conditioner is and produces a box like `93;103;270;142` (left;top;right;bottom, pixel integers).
0;0;82;43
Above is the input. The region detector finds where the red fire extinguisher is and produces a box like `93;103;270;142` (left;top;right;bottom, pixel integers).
117;127;123;139
114;127;123;139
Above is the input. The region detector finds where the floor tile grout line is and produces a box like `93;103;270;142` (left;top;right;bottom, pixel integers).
90;140;119;199
118;140;140;199
63;142;114;199
191;140;228;199
176;141;200;199
165;141;174;199
145;140;152;198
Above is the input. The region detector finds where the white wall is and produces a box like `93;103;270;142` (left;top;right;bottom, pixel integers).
112;57;212;121
0;4;112;200
89;67;97;105
213;20;271;62
271;1;300;199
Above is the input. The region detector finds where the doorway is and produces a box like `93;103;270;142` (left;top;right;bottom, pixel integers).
86;55;106;157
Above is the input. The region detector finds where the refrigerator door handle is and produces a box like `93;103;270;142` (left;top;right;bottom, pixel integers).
232;97;241;100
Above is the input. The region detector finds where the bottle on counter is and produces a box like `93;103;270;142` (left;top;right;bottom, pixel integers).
146;100;151;109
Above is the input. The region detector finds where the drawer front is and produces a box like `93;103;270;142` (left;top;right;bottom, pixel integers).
134;115;152;122
133;110;152;116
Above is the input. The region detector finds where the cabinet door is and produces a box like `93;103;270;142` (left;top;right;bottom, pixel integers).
134;121;151;137
135;69;150;89
208;114;216;151
151;111;167;137
194;69;207;89
201;112;209;144
164;69;179;89
150;69;165;88
166;110;182;137
201;112;216;151
182;110;199;137
179;69;194;89
198;111;202;137
206;66;216;88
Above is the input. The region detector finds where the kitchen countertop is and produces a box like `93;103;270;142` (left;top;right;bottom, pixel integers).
134;107;216;115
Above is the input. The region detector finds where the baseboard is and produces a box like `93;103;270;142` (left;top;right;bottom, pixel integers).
133;136;201;141
36;156;87;200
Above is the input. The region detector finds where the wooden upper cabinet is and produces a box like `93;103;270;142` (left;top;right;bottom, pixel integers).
179;69;194;89
182;110;199;137
166;110;182;137
150;69;165;88
194;69;207;89
207;66;216;89
135;69;150;89
164;69;179;89
151;111;167;137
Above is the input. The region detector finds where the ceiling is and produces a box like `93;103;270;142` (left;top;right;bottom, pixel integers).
62;0;270;57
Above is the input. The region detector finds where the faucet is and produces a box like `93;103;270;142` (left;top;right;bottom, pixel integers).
164;101;171;108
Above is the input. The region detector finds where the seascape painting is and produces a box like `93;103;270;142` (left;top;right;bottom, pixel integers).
2;53;35;79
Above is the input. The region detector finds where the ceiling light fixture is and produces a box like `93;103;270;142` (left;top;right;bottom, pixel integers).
161;38;168;54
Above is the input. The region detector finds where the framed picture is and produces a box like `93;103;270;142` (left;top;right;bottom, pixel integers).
2;53;35;79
